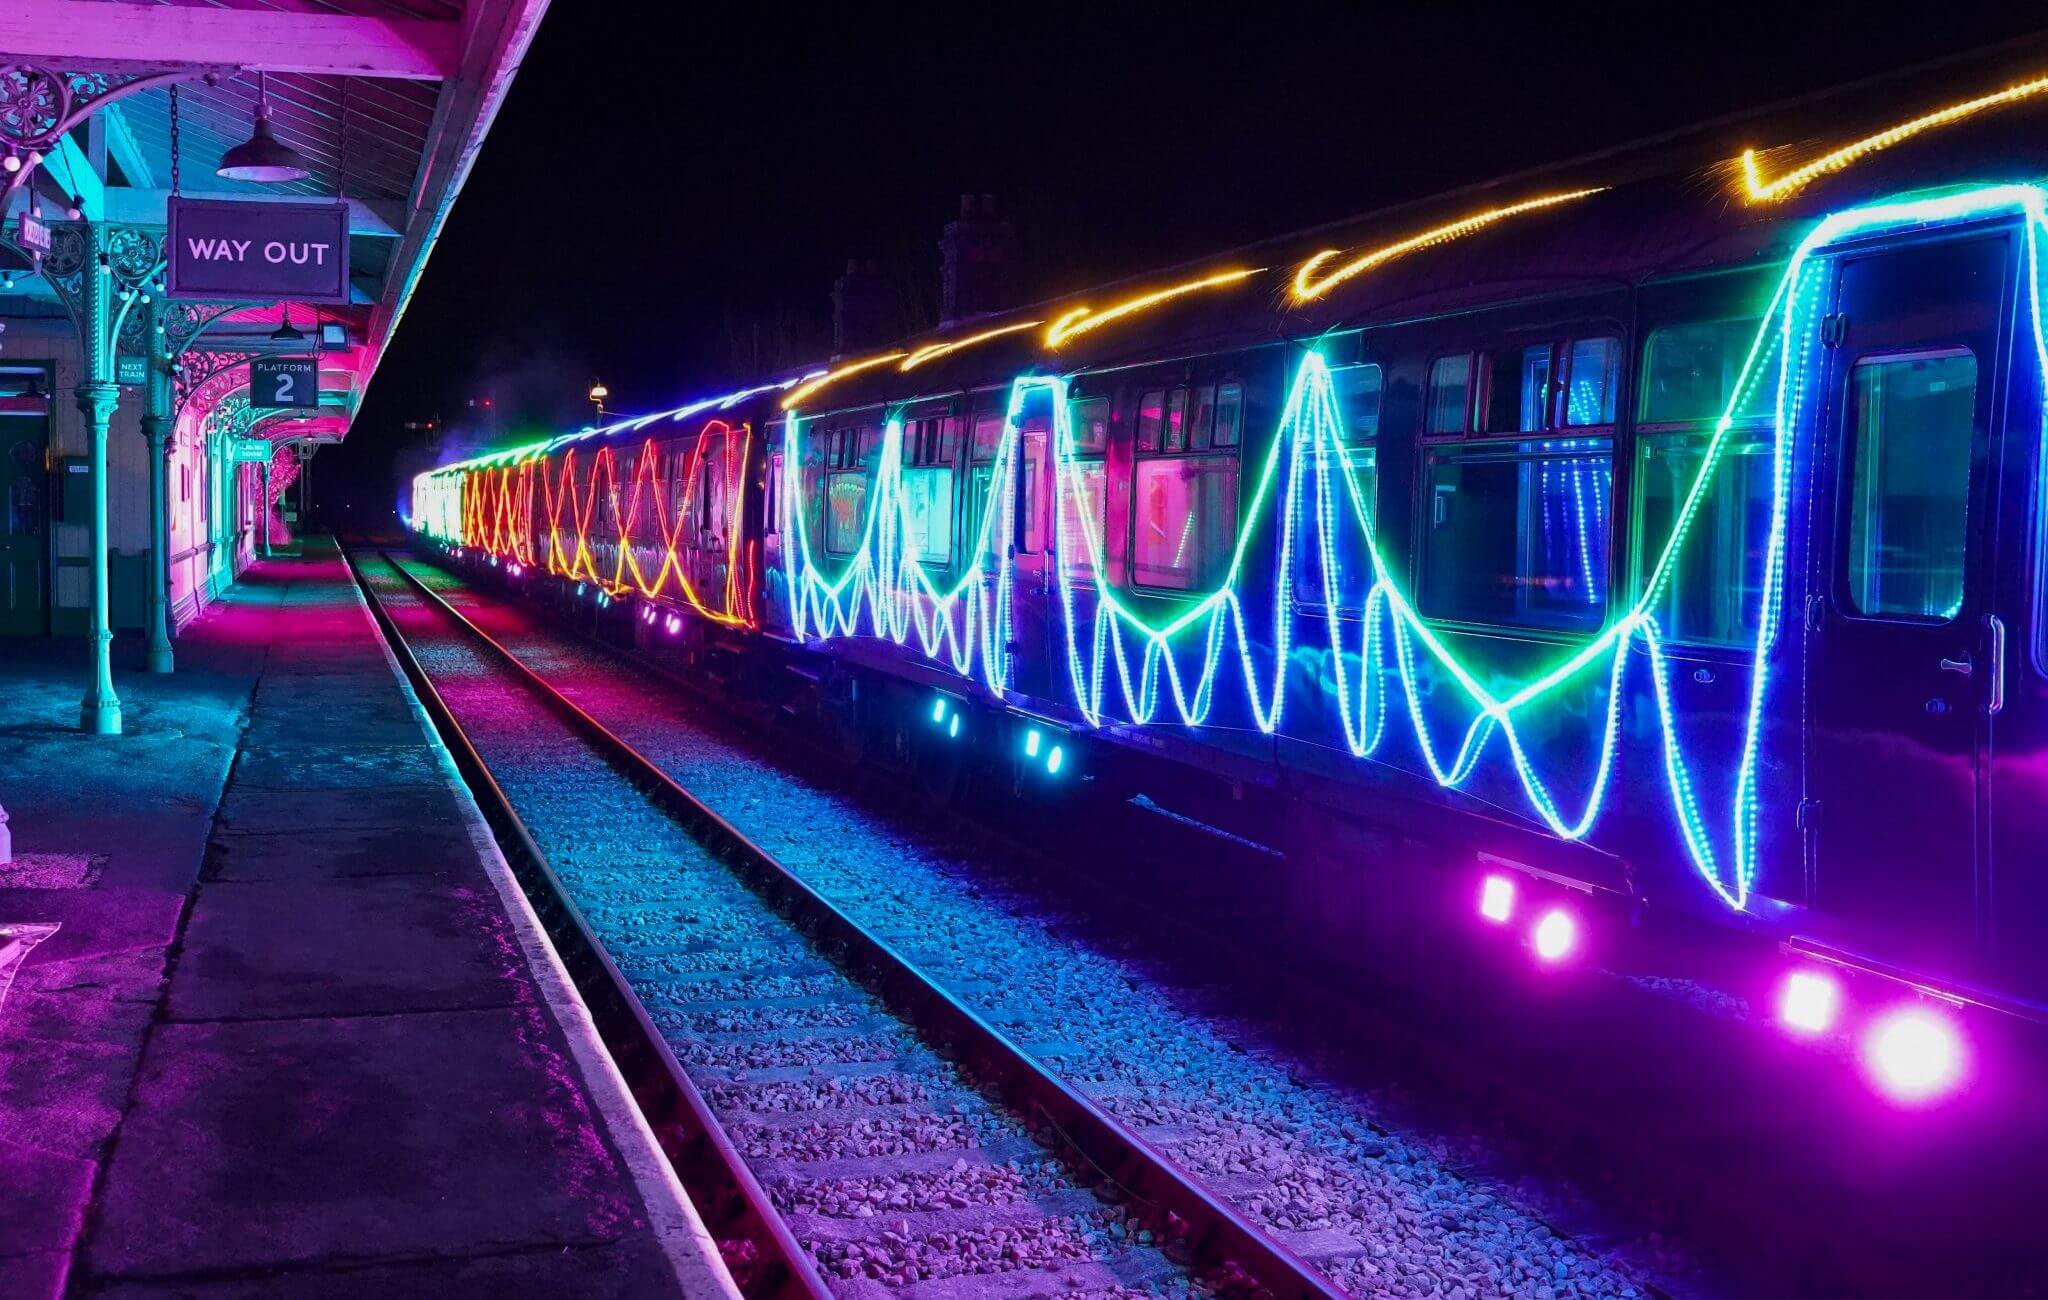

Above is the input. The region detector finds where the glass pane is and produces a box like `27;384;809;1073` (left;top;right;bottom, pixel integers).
1132;456;1238;591
971;408;1006;461
1058;460;1109;578
1426;354;1472;433
1136;389;1165;451
1844;352;1976;621
1332;363;1382;440
1164;388;1188;452
1070;397;1110;454
902;466;953;566
1297;445;1377;610
1214;383;1243;447
1021;432;1047;553
1481;344;1550;433
1564;337;1620;426
1421;439;1612;631
936;415;960;463
1188;385;1216;451
1634;432;1771;646
1641;320;1773;424
825;471;867;555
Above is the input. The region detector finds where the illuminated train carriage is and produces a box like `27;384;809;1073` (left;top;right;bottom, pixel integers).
415;66;2048;1095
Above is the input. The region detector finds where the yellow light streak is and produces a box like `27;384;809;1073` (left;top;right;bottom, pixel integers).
899;320;1043;370
781;351;909;410
1043;268;1262;347
1290;188;1606;302
1741;73;2048;203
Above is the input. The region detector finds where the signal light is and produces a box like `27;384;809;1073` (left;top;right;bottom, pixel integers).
1778;970;1840;1036
1045;744;1064;774
1532;908;1577;962
931;697;948;723
1864;1005;1964;1103
1024;728;1041;757
1478;874;1515;924
947;714;961;739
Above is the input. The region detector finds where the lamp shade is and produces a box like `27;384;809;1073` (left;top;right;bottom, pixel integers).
218;104;311;184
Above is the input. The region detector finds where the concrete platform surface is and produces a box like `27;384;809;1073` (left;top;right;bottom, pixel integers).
0;541;736;1299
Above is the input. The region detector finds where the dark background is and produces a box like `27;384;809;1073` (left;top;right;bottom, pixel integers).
317;7;2048;525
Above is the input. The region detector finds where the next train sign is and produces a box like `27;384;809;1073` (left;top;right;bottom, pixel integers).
166;198;350;304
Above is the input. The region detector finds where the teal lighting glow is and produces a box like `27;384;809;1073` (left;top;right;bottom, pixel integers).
1024;728;1042;758
777;184;2048;914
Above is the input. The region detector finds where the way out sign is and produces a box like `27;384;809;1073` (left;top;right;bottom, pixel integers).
166;198;350;304
250;356;317;409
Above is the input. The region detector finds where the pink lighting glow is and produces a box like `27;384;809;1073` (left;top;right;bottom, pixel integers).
1532;909;1577;962
1777;970;1840;1035
1865;1006;1964;1103
1479;874;1515;923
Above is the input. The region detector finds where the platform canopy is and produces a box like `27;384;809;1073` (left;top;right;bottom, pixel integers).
0;0;548;435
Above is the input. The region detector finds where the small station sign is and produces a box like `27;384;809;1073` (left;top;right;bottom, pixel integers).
166;198;350;304
249;356;317;409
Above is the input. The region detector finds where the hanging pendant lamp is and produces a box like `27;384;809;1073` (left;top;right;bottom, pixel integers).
218;72;311;184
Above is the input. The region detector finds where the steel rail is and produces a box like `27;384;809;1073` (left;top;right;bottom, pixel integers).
375;549;1348;1300
341;546;832;1300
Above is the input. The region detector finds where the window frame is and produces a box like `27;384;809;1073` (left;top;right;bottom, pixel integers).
1831;345;1980;629
1295;354;1384;617
1126;371;1245;599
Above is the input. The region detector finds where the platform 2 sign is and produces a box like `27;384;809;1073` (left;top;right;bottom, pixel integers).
249;356;317;409
166;198;350;304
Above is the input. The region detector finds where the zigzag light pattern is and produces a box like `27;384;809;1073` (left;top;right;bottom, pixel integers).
780;184;2048;912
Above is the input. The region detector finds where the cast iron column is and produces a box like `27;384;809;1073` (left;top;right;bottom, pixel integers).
77;379;122;734
141;297;174;672
260;457;272;559
76;221;122;735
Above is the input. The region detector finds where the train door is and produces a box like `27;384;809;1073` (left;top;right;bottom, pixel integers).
1007;385;1060;700
1803;230;2014;970
1;368;51;636
692;426;733;608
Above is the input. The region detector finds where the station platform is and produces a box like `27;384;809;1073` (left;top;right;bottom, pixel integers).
0;542;735;1299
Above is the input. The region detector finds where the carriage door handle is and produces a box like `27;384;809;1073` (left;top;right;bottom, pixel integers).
1939;654;1973;676
1985;614;2006;715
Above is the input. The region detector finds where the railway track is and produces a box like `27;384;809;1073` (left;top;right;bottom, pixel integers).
361;546;1667;1300
347;546;1342;1300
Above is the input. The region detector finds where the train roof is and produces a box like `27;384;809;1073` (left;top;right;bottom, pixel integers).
426;36;2048;478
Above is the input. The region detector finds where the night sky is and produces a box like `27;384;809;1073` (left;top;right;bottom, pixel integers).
318;8;2048;524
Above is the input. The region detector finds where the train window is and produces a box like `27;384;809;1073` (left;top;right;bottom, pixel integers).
1132;456;1238;592
1058;461;1110;578
1641;320;1771;425
1426;355;1472;433
1331;363;1381;440
1421;437;1611;631
1478;345;1551;434
1187;386;1217;450
905;414;958;466
1562;337;1621;427
971;404;1006;461
1214;382;1244;447
824;470;867;556
1295;444;1377;612
1842;351;1976;622
764;451;783;535
1135;388;1166;451
1163;388;1189;452
902;466;953;566
1070;396;1110;454
1633;432;1770;646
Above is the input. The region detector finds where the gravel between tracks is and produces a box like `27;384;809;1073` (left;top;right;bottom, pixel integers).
395;555;1690;1300
363;556;1231;1297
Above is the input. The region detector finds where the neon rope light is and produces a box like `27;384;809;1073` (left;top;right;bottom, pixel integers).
902;321;1043;370
781;183;2048;913
1045;269;1263;347
783;353;910;410
1290;189;1605;302
423;419;759;628
1740;72;2048;203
